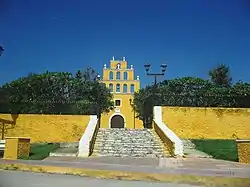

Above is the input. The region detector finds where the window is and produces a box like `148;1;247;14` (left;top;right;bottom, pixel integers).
109;71;113;80
130;84;135;93
123;84;127;93
116;72;120;80
109;83;113;92
123;72;128;80
116;84;120;93
114;99;121;106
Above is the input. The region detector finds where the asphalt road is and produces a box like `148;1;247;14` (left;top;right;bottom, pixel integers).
0;170;202;187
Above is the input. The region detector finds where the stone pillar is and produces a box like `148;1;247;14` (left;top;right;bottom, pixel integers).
4;137;30;160
236;139;250;164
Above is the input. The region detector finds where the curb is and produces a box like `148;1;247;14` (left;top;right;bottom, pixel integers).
0;163;250;187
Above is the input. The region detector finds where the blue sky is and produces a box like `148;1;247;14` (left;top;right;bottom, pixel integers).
1;0;250;87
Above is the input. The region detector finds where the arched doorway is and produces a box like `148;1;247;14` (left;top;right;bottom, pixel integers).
111;115;124;128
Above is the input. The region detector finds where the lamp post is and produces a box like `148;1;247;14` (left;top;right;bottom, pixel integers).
95;74;101;127
129;98;136;129
144;63;167;128
0;46;4;57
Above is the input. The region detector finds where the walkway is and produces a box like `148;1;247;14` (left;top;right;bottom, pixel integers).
1;156;250;178
0;170;201;187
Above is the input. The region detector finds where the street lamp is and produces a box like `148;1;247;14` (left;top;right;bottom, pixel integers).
0;46;4;56
144;63;167;128
129;98;136;129
95;74;101;127
144;63;167;89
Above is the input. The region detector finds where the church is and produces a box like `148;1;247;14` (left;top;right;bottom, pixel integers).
100;57;143;129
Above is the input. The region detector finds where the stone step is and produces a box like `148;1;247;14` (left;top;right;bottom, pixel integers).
94;141;164;145
92;152;167;157
94;149;166;153
93;150;169;154
98;128;152;131
95;139;160;142
94;143;165;147
95;140;158;143
49;147;78;157
181;139;196;148
59;142;79;148
92;153;169;158
95;145;165;148
94;145;166;149
93;152;170;156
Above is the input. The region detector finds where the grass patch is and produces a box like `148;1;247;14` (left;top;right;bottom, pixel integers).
19;143;60;160
191;139;238;162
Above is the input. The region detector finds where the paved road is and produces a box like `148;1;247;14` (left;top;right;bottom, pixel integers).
0;170;201;187
2;158;250;178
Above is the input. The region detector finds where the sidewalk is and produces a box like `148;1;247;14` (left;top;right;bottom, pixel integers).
1;156;250;178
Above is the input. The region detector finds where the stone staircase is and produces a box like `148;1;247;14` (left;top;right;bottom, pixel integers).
182;139;212;158
92;128;171;158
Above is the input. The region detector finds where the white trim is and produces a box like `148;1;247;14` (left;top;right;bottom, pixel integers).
78;115;98;157
109;113;126;128
236;139;250;143
0;140;5;151
153;106;184;157
115;83;121;93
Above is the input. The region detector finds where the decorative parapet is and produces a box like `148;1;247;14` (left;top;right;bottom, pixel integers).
78;115;98;157
236;139;250;164
153;106;184;157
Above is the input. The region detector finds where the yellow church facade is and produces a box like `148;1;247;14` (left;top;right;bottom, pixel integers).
100;57;144;129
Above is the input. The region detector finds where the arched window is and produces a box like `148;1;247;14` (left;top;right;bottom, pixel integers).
116;84;120;93
130;84;135;93
109;71;113;80
109;83;113;92
123;72;128;80
116;72;120;80
123;84;127;93
116;63;121;69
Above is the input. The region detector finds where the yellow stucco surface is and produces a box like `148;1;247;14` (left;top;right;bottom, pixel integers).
162;107;250;139
3;137;19;159
101;94;143;129
0;114;90;143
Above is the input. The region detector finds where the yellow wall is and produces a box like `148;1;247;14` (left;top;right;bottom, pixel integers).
162;107;250;139
0;114;90;143
100;94;143;129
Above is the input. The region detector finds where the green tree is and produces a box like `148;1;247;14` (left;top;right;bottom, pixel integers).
133;76;250;122
0;71;73;114
0;68;114;116
209;63;232;86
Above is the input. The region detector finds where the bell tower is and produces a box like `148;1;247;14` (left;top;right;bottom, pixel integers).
101;56;142;129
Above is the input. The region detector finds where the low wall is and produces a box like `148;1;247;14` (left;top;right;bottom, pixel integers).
236;140;250;164
4;137;30;160
153;106;184;157
0;114;90;143
78;115;98;157
162;107;250;139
